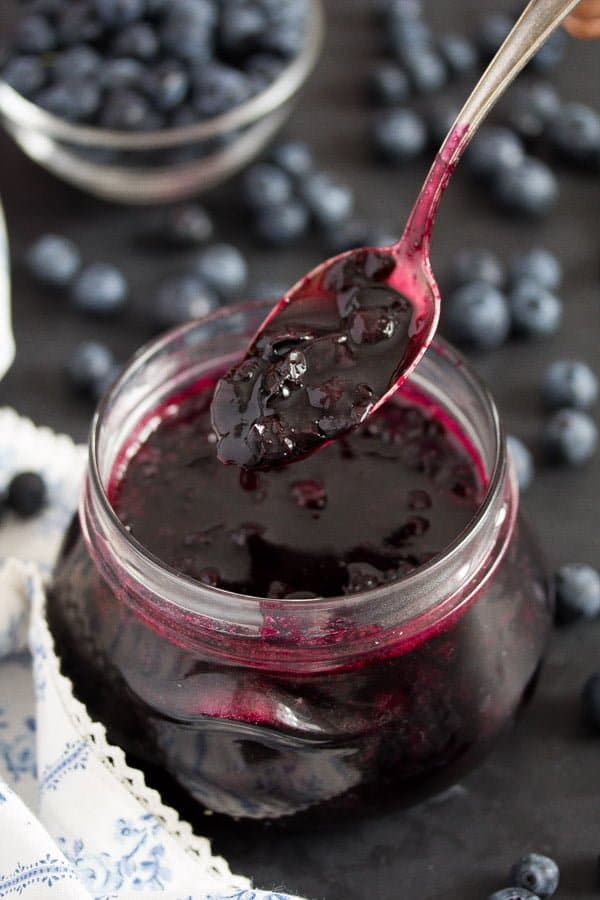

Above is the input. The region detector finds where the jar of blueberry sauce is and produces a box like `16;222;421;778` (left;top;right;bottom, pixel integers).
48;300;552;822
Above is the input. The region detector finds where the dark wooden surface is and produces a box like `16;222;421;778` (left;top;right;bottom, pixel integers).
1;1;599;897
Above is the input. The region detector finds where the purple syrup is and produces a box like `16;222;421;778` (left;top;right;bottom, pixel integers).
110;374;483;598
210;127;469;471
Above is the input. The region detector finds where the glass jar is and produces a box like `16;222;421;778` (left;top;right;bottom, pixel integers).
48;300;552;822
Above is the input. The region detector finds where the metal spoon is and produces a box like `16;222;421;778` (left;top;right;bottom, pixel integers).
212;0;580;470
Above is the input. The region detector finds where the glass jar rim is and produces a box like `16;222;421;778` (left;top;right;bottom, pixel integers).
87;298;508;642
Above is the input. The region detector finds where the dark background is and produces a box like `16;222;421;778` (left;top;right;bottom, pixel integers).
1;1;600;898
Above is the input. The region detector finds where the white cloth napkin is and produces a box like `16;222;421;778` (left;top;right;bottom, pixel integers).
0;407;304;900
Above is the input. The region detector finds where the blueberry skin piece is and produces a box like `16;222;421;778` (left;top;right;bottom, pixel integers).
510;854;559;899
507;435;534;491
367;62;411;106
450;248;505;289
542;360;598;411
242;163;294;210
465;125;525;180
153;274;219;330
510;248;562;291
493;157;558;218
7;472;47;518
71;263;128;316
16;15;56;54
444;282;511;350
195;243;248;300
373;108;427;164
542;409;598;466
253;198;310;246
66;341;116;396
26;234;81;288
548;102;600;171
438;33;478;78
509;279;562;337
2;56;46;98
582;672;600;733
301;172;355;228
555;563;600;626
269;140;313;180
488;890;541;900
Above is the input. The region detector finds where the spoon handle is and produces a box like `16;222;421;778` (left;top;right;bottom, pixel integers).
401;0;580;251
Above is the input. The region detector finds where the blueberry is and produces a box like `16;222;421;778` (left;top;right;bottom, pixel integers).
254;198;310;246
542;409;598;466
112;23;159;60
100;57;146;91
529;29;566;75
193;63;252;117
510;854;559;900
465;125;525;180
258;21;305;58
404;49;447;94
26;234;81;288
510;248;562;291
143;60;189;111
66;341;116;396
242;162;294;210
154;202;214;246
548;102;600;171
195;243;248;299
219;2;267;58
161;0;217;62
555;563;600;626
426;101;460;146
450;248;505;290
71;263;128;316
542;360;598;411
438;33;478;78
477;12;513;59
387;19;431;62
55;3;105;45
373;108;427;164
493;157;558;218
244;52;287;88
101;88;158;130
153;274;219;329
510;280;562;337
581;672;600;733
53;45;102;82
324;219;373;254
507;435;534;491
301;171;355;228
367;62;410;106
6;472;47;518
444;282;510;350
37;80;101;123
269;140;313;180
94;0;145;27
504;81;561;141
375;0;423;22
2;56;46;98
487;891;540;900
16;15;56;54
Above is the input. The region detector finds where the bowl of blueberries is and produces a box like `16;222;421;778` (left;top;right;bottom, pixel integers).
0;0;324;204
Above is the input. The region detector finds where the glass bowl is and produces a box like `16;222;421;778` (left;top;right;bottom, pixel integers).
0;0;324;204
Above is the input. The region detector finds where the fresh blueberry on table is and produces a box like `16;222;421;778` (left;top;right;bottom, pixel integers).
548;102;600;170
507;435;535;491
509;854;559;899
449;248;505;289
373;107;427;164
503;80;561;142
2;56;46;98
493;157;558;218
509;280;562;337
465;126;525;181
555;563;600;626
71;263;128;316
195;243;248;300
367;62;411;106
153;273;220;330
269;140;314;180
488;889;541;900
510;248;562;291
242;163;295;210
253;198;310;246
151;202;214;247
403;48;447;94
6;472;47;519
542;360;598;411
581;672;600;733
387;19;431;63
444;282;511;350
437;33;477;78
542;409;598;466
301;171;355;227
26;234;81;289
66;341;117;398
477;12;513;59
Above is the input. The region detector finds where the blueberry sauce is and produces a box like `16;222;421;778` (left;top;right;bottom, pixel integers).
111;372;482;597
